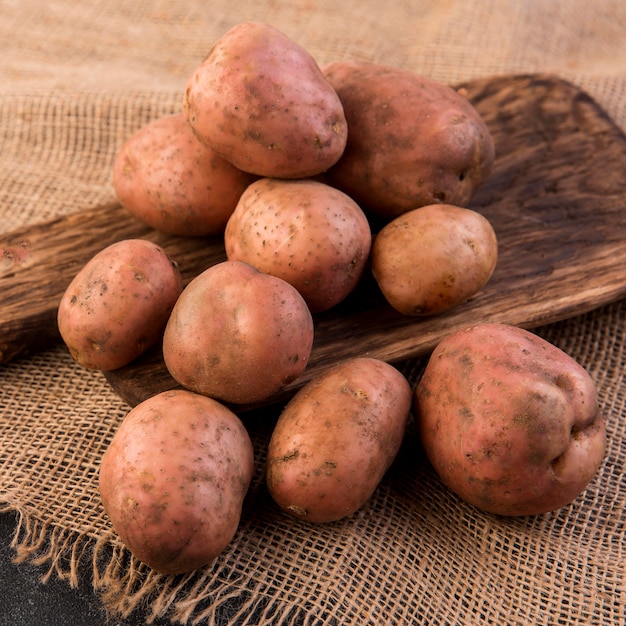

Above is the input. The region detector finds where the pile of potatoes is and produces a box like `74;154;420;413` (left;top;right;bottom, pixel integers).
57;22;606;575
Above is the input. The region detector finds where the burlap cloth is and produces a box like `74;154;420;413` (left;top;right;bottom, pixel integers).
1;1;625;624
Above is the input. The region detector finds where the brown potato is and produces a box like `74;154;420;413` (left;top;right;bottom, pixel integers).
57;239;183;370
414;323;606;516
112;113;256;236
162;260;314;405
224;178;372;312
183;22;347;179
323;60;495;219
266;357;412;523
370;204;498;316
99;389;254;575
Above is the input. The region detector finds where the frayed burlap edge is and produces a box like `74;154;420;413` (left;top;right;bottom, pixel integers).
2;503;307;625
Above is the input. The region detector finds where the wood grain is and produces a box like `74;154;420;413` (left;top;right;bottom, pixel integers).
2;74;626;411
0;207;226;364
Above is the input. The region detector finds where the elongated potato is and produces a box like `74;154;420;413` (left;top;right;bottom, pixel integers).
323;60;495;219
183;21;347;178
99;389;254;574
113;113;256;236
57;239;183;370
224;178;372;312
266;357;412;523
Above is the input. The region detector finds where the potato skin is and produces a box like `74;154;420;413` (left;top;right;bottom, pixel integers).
162;260;314;405
112;113;255;236
323;60;495;219
370;204;498;316
224;178;372;312
266;357;412;523
183;21;347;179
57;239;183;370
414;323;606;516
99;389;254;575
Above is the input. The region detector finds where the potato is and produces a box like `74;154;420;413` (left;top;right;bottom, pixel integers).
224;178;372;312
370;204;498;316
183;21;347;179
99;389;254;575
266;357;412;523
163;260;314;405
414;323;606;516
57;239;183;370
112;112;256;236
323;60;495;219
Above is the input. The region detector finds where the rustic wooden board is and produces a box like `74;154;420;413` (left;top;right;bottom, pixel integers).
2;74;626;411
0;207;226;364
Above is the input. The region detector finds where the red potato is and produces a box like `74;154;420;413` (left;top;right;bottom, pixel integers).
57;239;183;370
224;178;372;312
162;260;314;405
183;21;348;178
371;204;498;316
414;323;606;516
99;389;254;575
112;112;256;236
266;357;412;523
323;60;495;219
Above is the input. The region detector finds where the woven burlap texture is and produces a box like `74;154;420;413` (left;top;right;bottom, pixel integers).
1;1;625;624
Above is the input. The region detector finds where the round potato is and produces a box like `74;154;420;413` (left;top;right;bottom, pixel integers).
113;112;256;236
183;21;347;178
371;204;498;316
57;239;183;370
99;389;254;575
323;60;495;219
266;357;412;523
224;178;372;312
163;260;314;405
414;323;606;516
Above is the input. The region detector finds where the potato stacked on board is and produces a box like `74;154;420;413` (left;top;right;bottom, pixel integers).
56;22;606;575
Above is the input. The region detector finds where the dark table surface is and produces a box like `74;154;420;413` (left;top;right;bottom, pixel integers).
0;511;173;626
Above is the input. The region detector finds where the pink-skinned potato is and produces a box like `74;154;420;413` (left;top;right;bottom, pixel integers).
113;112;256;236
323;60;495;219
266;357;412;523
183;21;347;178
57;239;183;370
414;323;606;516
163;260;314;405
99;389;254;575
224;178;372;312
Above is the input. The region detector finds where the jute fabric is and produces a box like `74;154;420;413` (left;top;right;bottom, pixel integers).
1;1;625;623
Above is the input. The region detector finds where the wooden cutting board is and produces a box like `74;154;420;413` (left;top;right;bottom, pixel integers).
2;74;626;411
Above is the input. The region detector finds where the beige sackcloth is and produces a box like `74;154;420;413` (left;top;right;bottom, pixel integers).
1;1;625;624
